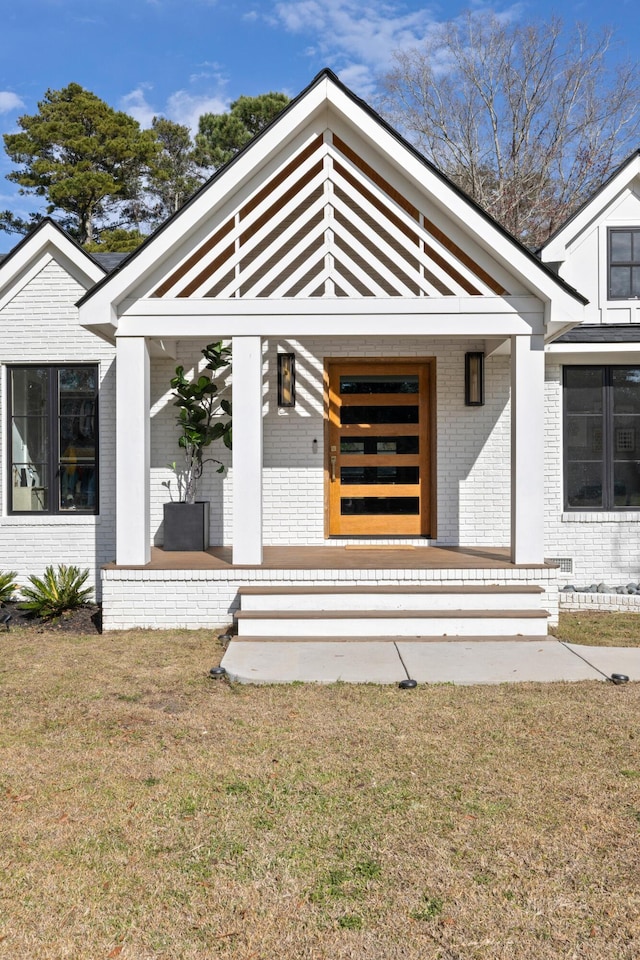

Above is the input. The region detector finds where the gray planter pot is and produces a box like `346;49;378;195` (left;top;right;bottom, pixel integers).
163;501;210;551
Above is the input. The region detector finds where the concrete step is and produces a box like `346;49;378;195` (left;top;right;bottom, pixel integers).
234;608;550;638
237;584;544;613
230;634;549;644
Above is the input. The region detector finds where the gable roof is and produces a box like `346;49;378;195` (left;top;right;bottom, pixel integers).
78;68;586;334
0;218;107;308
540;150;640;264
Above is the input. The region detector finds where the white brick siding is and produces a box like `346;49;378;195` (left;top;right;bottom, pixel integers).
102;564;558;631
0;258;116;598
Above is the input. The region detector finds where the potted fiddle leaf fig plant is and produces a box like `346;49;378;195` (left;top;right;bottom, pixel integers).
163;341;232;551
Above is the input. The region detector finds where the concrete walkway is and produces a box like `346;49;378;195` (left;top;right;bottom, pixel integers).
221;638;640;685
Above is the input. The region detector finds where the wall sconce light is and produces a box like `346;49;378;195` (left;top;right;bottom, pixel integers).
465;352;484;406
277;353;296;407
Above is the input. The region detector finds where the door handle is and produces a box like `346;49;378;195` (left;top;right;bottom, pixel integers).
330;455;337;482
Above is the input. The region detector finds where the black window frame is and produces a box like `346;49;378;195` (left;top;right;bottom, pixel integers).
608;228;640;300
563;364;640;512
7;364;99;516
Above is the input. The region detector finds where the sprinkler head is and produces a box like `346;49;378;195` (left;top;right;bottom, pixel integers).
398;678;418;689
209;666;226;678
610;673;630;685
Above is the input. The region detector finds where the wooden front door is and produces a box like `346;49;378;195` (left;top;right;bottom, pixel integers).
326;360;433;536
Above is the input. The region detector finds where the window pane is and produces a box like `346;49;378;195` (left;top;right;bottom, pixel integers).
566;462;603;508
566;415;602;460
633;265;640;298
59;368;97;393
11;367;48;415
11;463;48;512
59;463;97;511
613;462;640;507
340;375;418;394
611;231;632;261
340;436;419;455
612;417;640;459
610;266;631;298
341;497;420;515
341;405;419;424
564;368;603;413
10;368;49;512
613;368;640;414
341;466;419;485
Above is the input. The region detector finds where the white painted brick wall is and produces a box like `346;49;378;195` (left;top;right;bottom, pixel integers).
544;360;640;585
102;565;558;630
0;258;116;598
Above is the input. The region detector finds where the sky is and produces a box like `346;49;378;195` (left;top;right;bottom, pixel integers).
0;0;639;233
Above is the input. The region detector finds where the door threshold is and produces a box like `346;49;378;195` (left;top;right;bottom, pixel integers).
344;544;416;550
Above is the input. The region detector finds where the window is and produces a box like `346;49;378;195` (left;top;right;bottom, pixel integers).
608;228;640;299
8;365;98;514
564;365;640;510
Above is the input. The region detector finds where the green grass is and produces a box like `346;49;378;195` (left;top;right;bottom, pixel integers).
0;625;639;958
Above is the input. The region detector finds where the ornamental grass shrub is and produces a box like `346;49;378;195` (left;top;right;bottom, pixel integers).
0;570;18;604
20;564;92;620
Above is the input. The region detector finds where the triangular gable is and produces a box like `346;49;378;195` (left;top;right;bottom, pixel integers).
148;130;511;301
0;218;105;310
79;70;585;334
541;151;640;264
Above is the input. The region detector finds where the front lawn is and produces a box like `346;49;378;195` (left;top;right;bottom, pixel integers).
0;626;639;959
552;611;640;647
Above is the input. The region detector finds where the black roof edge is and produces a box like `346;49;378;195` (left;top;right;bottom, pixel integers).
78;66;588;308
0;216;108;277
538;148;640;256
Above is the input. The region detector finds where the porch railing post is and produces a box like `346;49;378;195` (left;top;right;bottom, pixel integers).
116;336;150;565
232;336;263;564
511;333;545;564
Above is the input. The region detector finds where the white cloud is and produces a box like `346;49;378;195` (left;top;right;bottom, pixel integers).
270;0;522;94
165;90;229;131
120;85;156;127
0;91;24;114
271;0;440;87
120;82;229;133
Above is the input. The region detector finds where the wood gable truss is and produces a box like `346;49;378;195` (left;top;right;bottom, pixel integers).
150;131;509;303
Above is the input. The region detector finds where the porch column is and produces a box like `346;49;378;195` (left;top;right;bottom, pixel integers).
511;333;545;564
232;336;263;564
116;336;150;565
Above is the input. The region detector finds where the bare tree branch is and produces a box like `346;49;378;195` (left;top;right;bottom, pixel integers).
379;14;640;246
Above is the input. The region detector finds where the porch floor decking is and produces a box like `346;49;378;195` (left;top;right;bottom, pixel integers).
109;545;550;571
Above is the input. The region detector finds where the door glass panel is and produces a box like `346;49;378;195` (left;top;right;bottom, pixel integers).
341;497;420;515
340;375;419;394
341;466;419;485
341;405;419;424
340;436;419;455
